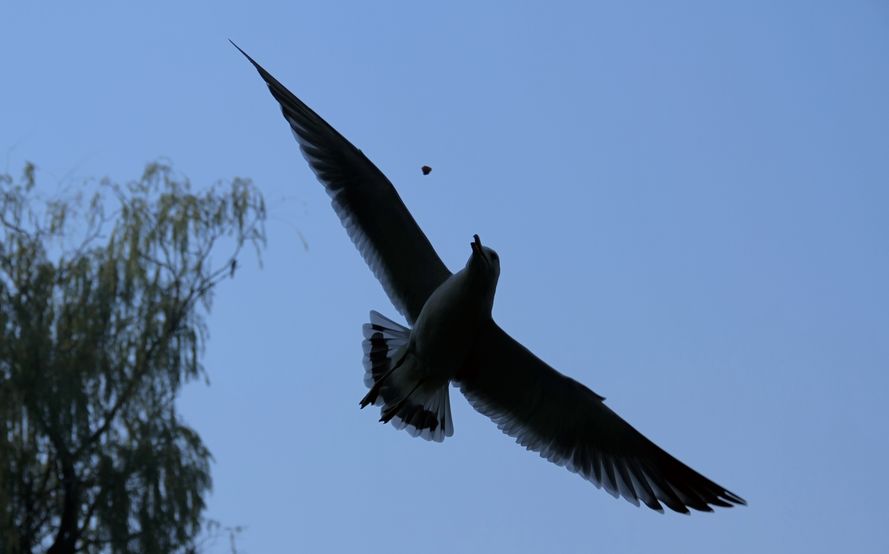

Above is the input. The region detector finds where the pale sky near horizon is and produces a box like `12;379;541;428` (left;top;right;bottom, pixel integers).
3;2;889;552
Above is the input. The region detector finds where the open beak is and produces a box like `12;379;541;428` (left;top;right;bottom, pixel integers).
471;234;482;254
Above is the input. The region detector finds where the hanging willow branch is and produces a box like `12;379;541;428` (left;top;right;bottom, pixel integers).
0;161;266;554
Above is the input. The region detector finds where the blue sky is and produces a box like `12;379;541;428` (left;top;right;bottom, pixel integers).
3;1;889;552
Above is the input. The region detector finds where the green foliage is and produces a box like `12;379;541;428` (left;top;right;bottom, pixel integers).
0;162;266;553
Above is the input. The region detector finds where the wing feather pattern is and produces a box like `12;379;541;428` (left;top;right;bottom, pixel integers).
233;42;450;323
457;321;746;513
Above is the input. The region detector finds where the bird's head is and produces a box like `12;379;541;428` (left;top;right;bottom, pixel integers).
469;234;500;282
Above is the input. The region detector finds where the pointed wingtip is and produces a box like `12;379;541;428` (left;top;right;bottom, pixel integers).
229;39;259;68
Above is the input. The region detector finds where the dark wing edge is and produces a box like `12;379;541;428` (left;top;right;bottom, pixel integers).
456;321;746;514
232;41;450;323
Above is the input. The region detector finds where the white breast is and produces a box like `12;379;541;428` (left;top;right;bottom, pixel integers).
410;269;488;381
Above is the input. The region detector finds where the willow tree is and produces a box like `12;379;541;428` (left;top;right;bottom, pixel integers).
0;162;266;553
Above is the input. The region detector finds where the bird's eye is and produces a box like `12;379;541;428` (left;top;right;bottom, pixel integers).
492;253;499;261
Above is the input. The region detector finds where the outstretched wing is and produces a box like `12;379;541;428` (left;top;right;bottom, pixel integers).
457;321;746;513
233;42;451;323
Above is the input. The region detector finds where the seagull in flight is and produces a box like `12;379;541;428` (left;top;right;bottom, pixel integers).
233;42;746;514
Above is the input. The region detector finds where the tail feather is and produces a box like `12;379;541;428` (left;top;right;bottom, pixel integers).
361;310;454;442
361;311;410;397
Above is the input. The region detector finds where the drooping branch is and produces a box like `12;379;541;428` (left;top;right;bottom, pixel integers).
0;161;266;551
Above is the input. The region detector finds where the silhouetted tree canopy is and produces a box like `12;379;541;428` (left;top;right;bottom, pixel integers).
0;162;266;553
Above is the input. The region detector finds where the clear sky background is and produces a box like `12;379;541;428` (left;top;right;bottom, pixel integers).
3;2;889;552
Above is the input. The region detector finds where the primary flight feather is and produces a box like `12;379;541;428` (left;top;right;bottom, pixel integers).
233;42;746;514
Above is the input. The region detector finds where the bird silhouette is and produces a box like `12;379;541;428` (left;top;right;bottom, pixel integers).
233;42;745;514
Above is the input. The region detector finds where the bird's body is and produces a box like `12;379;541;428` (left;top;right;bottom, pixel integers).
234;42;746;514
360;237;498;438
411;238;499;378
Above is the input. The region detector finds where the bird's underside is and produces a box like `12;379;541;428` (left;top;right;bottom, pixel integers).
233;42;746;514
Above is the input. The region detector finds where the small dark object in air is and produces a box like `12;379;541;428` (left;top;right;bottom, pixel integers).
421;165;432;175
